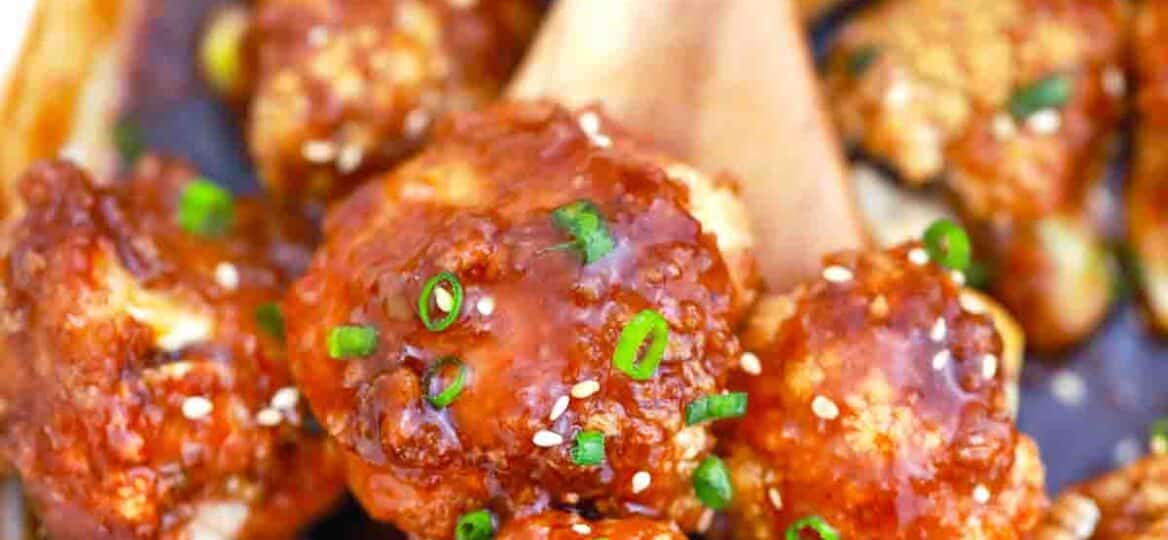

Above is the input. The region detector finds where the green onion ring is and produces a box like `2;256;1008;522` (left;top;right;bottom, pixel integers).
423;357;468;409
693;456;734;510
454;509;494;540
418;271;464;332
923;219;972;271
685;392;749;425
613;309;669;381
785;515;840;540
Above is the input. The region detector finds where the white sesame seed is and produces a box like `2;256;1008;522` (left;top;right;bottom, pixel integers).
570;380;600;399
1103;66;1126;97
256;407;282;427
1050;371;1087;407
578;112;601;135
336;144;365;174
476;296;495;316
959;291;987;314
811;395;840;420
433;286;455;313
214;262;239;291
822;265;854;283
403;108;432;137
590;134;613;148
697;509;715;533
767;487;783;510
302;140;337;163
549;395;570;422
740;352;762;375
532;430;564;447
632;471;652;494
884;80;912;108
307;26;329;46
930;317;947;342
1113;437;1142;466
991;113;1017;140
908;247;929;266
932;349;951;371
950;270;966;286
570;523;592;535
271;387;300;410
980;354;999;379
182;396;214;420
973;484;991;504
1026;108;1062;135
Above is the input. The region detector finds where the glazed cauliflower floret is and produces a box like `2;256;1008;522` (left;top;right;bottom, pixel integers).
244;0;539;201
725;244;1047;539
1034;454;1168;539
825;0;1124;351
497;511;685;540
1132;0;1168;334
283;101;757;538
0;157;345;539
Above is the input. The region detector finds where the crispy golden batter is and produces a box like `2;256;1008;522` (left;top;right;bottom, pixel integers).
1132;0;1168;334
245;0;539;202
825;0;1124;351
726;244;1047;539
1034;454;1168;539
284;101;756;538
0;157;345;539
498;512;685;540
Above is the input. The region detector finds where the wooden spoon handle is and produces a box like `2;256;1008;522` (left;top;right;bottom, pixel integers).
508;0;868;290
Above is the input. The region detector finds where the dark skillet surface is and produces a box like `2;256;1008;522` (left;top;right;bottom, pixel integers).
123;0;1166;536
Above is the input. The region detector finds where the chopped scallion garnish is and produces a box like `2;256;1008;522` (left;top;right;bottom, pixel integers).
423;357;468;409
923;219;972;271
1151;418;1168;450
685;392;748;425
551;199;615;264
327;325;378;359
255;302;284;341
455;509;494;540
785;515;840;540
613;309;669;381
178;178;234;237
693;456;733;510
418;271;463;332
570;430;605;466
1009;74;1072;120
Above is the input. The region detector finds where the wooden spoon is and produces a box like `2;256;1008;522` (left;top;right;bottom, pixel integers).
508;0;868;290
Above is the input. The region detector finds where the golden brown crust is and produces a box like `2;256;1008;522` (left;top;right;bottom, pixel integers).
498;511;685;540
1037;454;1168;540
1132;0;1168;334
245;0;539;202
726;244;1047;539
0;157;344;539
284;101;753;538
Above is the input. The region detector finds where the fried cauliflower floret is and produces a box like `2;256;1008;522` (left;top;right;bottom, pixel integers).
244;0;539;202
726;244;1047;539
497;512;685;540
1132;0;1168;335
283;101;757;538
0;157;345;539
825;0;1124;351
1033;454;1168;539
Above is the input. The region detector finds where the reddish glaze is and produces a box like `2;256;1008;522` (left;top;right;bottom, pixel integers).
245;0;540;201
284;101;747;538
725;245;1047;540
498;511;685;540
0;157;344;539
1060;454;1168;539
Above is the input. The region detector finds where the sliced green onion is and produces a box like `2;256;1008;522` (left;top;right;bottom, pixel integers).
255;302;285;341
1009;74;1072;120
114;117;145;165
613;310;669;381
418;271;463;332
785;516;840;540
1151;418;1168;449
570;430;605;465
423;357;467;409
847;45;879;77
454;509;494;540
327;325;378;359
923;219;972;271
685;392;748;425
178;178;235;237
551;199;615;264
693;456;733;510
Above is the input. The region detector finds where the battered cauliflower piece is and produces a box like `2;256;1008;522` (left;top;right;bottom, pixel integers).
244;0;539;201
726;244;1047;539
0;157;345;539
1132;0;1168;334
497;512;685;540
1034;454;1168;539
283;101;757;538
825;0;1125;351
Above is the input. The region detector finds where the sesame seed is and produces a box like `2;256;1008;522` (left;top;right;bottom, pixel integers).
271;387;300;410
532;430;564;447
767;487;783;510
336;144;365;175
433;286;454;313
950;270;966;286
980;354;998;379
302;140;337;163
884;80;912;108
1026;108;1062;135
476;296;495;316
571;523;591;535
256;407;282;427
307;26;329;46
590;134;613;148
403;108;432;137
1103;66;1126;97
973;484;991;504
930;317;947;342
1113;437;1142;466
740;352;762;375
549;395;570;422
1050;371;1087;407
908;247;929;266
570;380;600;399
811;395;840;420
182;396;214;420
697;509;715;533
578;112;601;135
214;262;239;291
822;265;854;283
932;349;951;371
990;113;1016;140
632;471;652;494
959;291;986;314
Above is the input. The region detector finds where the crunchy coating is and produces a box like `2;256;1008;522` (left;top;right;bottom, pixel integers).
0;157;345;539
825;0;1124;351
245;0;539;202
1034;454;1168;539
284;101;756;538
497;511;685;540
1132;0;1168;334
726;244;1047;539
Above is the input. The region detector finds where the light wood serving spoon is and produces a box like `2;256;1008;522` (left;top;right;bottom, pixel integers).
508;0;868;291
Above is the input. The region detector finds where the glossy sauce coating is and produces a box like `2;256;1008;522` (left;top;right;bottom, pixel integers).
824;0;1123;351
245;0;539;202
284;101;755;538
497;511;685;540
725;244;1047;539
0;157;344;538
1132;0;1168;334
1038;454;1168;539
